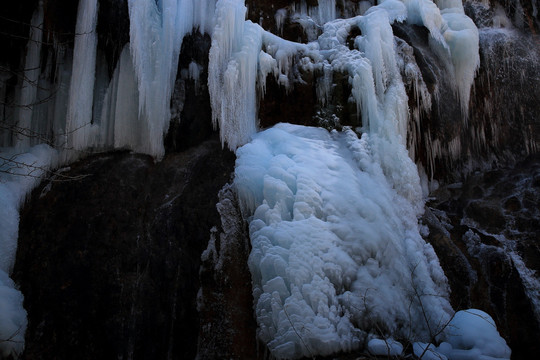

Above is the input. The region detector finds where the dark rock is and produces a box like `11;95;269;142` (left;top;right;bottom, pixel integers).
465;200;506;233
197;184;258;359
96;0;130;77
422;208;476;308
503;196;521;212
14;140;236;360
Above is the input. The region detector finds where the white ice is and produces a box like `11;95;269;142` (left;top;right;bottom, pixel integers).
65;0;99;152
367;337;404;356
0;270;27;359
227;1;502;358
0;144;57;358
235;124;453;358
413;309;512;360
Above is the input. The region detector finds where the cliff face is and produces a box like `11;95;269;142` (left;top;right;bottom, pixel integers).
14;141;237;360
1;1;539;359
423;155;540;359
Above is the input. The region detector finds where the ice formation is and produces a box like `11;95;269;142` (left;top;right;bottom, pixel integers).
367;337;404;357
413;309;512;360
0;270;27;359
229;1;504;359
209;0;309;150
65;0;99;153
14;4;44;150
0;145;57;357
235;123;453;358
0;0;219;353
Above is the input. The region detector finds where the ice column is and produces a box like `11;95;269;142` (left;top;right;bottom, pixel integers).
15;3;44;149
65;0;99;152
127;0;217;158
209;0;262;150
404;0;479;113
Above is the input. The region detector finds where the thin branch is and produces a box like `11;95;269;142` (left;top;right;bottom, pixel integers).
282;305;314;358
0;154;89;181
0;65;55;92
0;15;95;36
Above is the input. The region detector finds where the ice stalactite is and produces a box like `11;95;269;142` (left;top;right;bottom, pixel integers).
65;0;99;154
209;0;310;150
127;0;185;158
209;0;260;150
99;45;141;150
403;0;479;115
14;2;44;149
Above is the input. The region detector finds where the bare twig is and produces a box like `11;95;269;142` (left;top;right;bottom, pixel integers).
282;305;314;358
0;154;89;181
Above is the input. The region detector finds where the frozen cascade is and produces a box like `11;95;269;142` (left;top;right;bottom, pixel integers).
209;0;260;150
235;124;453;358
403;0;479;114
127;0;193;158
209;0;310;150
0;0;518;358
229;1;507;359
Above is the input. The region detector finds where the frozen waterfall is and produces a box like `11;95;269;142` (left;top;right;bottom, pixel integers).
0;0;516;359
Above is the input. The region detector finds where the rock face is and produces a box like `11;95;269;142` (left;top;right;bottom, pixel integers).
197;184;258;359
13;140;236;360
424;155;540;359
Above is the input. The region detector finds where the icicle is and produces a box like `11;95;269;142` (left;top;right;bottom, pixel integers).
275;8;287;36
404;0;479;115
65;0;99;153
15;2;44;149
209;0;256;150
111;45;141;149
